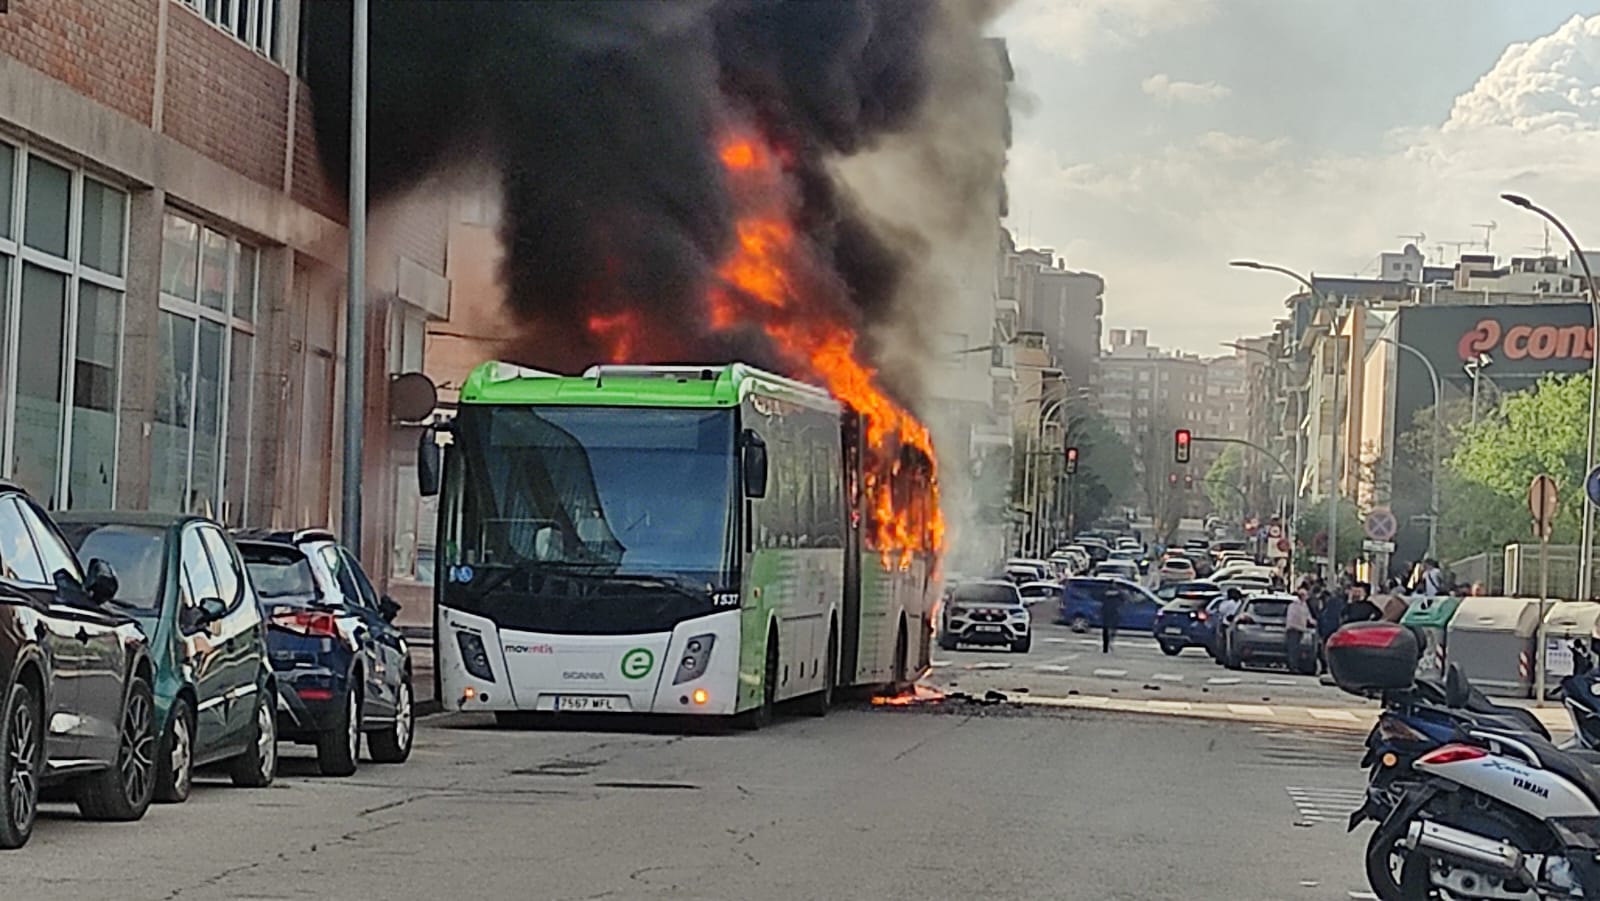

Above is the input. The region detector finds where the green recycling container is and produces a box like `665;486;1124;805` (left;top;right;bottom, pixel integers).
1401;596;1463;682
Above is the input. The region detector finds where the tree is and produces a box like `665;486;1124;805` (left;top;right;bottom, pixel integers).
1444;373;1591;556
1062;412;1136;531
1294;496;1364;574
1202;446;1245;521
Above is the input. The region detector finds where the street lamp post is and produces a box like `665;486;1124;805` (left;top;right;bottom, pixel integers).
1374;336;1442;559
1502;193;1600;599
341;0;370;555
1231;260;1343;576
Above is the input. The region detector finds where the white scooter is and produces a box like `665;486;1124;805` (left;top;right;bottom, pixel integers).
1375;726;1600;899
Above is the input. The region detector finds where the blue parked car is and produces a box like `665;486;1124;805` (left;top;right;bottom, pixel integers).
1152;583;1223;656
1058;577;1163;633
233;530;414;777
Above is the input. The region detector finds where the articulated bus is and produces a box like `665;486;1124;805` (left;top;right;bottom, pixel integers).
419;361;936;724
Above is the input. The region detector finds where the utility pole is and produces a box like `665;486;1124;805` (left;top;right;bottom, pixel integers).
341;0;370;554
1326;298;1346;581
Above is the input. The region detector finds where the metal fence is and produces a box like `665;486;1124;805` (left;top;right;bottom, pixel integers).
1499;543;1600;599
1448;552;1502;595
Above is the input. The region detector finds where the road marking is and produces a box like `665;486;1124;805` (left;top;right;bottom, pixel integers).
1043;637;1072;643
967;662;1012;670
1348;893;1379;900
1034;664;1071;673
1152;673;1184;682
1265;678;1300;686
1307;709;1360;722
1072;695;1110;707
1228;704;1274;716
1147;700;1192;712
1091;668;1127;678
1207;677;1242;685
930;660;953;668
1285;786;1368;825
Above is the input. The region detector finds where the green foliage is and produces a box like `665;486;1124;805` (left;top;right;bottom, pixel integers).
1066;413;1137;528
1294;496;1364;572
1444;373;1591;555
1203;446;1245;519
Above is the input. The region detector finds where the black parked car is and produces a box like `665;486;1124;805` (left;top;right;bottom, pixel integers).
0;484;157;849
57;512;279;803
234;530;414;776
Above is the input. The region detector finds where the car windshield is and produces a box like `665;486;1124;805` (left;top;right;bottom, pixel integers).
57;522;165;612
953;584;1021;605
1247;600;1291;619
238;544;320;599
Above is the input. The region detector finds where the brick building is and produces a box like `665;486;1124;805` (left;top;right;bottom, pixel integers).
0;0;449;614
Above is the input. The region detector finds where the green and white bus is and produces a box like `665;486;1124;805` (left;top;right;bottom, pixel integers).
419;361;937;724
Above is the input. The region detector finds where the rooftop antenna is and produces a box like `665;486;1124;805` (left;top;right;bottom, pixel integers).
1472;221;1497;253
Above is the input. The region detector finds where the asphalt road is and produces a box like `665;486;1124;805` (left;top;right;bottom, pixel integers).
4;700;1379;901
930;602;1357;707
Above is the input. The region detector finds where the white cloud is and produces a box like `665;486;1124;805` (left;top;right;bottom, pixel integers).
1002;0;1217;60
1141;73;1232;105
1006;12;1600;353
1447;14;1600;132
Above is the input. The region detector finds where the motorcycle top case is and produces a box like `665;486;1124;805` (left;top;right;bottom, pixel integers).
1326;622;1420;692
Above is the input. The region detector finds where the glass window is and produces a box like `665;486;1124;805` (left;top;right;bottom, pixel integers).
190;321;225;516
199;528;243;608
318;546;361;606
57;523;164;610
180;528;220;604
23;156;69;257
231;245;256;323
341;548;379;608
189;0;279;58
12;265;67;504
17;499;81;584
224;330;252;525
0;143;14;241
199;228;228;311
160;214;199;301
79;178;126;276
0;498;47;583
68;284;121;509
151;311;196;512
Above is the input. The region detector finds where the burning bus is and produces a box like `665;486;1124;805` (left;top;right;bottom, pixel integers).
420;360;939;725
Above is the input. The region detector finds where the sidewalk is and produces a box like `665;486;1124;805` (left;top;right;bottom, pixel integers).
980;689;1574;736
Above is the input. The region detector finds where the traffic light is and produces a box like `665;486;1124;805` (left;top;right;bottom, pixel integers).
1184;474;1194;490
1064;446;1079;475
1168;472;1178;485
1174;428;1192;464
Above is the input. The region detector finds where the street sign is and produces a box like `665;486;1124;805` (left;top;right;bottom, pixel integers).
1363;539;1396;553
1365;507;1398;542
1529;474;1559;541
1277;538;1291;553
1267;524;1282;539
1587;464;1600;510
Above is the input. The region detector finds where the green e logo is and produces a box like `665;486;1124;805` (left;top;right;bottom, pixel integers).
621;648;654;680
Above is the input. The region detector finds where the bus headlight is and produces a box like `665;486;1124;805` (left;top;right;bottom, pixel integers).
674;634;716;684
456;630;497;682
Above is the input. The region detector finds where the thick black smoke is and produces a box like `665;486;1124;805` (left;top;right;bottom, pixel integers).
303;0;940;372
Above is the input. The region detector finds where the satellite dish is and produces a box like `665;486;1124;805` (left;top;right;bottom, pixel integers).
389;373;438;423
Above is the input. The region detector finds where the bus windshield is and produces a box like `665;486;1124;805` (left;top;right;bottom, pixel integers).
440;404;739;634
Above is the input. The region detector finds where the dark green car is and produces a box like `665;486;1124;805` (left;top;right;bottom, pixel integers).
56;512;277;802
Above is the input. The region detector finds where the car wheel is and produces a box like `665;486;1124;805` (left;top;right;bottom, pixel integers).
937;631;957;651
227;687;277;788
76;675;156;821
798;629;836;718
1364;818;1431;900
1011;634;1032;654
1070;615;1090;634
1224;647;1243;670
368;679;414;764
0;681;40;849
315;687;360;777
153;698;195;804
1159;641;1182;657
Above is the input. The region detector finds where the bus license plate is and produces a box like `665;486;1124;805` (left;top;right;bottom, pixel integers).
555;696;624;713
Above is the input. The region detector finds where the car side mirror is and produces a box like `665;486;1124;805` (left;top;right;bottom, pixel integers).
183;597;228;632
379;594;402;623
84;558;119;605
740;429;768;499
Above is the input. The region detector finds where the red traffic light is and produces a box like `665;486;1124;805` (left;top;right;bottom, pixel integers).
1174;429;1192;464
1064;446;1079;474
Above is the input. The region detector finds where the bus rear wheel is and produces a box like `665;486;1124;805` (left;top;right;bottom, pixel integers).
799;627;836;718
892;620;909;690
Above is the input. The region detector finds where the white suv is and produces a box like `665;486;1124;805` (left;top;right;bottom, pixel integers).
938;580;1030;653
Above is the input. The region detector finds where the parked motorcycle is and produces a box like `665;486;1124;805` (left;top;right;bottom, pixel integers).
1329;622;1600;900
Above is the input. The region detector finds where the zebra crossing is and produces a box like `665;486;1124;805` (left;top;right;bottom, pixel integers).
1284;785;1369;826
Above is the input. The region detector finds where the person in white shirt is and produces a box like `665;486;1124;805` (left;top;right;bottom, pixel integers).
1286;589;1314;674
1212;589;1244;659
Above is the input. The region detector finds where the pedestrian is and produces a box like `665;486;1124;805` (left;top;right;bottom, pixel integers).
1213;587;1244;658
1100;584;1123;653
1342;582;1382;624
1419;558;1444;597
1286;587;1314;674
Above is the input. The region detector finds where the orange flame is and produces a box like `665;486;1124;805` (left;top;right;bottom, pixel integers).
708;131;944;569
588;311;643;362
871;684;946;706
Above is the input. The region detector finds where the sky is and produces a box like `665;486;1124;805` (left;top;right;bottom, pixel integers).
996;0;1600;355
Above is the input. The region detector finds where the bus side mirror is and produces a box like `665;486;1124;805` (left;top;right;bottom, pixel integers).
418;427;442;497
741;429;768;499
